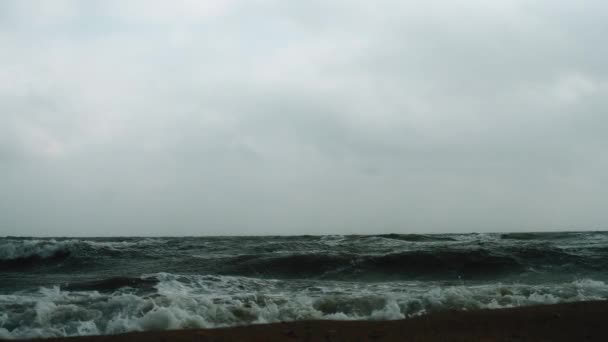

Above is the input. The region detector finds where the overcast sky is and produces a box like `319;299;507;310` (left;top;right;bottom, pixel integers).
1;0;607;236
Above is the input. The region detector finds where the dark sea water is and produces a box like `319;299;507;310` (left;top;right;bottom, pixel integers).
2;232;608;338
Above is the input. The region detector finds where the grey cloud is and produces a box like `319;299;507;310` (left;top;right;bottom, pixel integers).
1;0;607;236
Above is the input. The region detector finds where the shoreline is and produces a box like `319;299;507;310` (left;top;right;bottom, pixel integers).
11;300;608;341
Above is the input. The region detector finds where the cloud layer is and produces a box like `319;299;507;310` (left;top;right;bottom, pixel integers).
1;0;607;236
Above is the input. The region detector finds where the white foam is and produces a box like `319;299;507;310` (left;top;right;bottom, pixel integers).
0;328;11;340
1;275;607;339
76;321;100;336
84;238;164;251
370;300;405;320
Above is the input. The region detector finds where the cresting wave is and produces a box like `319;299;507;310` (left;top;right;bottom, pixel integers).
0;239;73;262
3;237;606;280
1;273;607;339
0;238;162;267
220;247;588;280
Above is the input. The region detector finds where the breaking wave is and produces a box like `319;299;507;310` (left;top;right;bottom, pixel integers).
0;238;162;269
0;239;73;262
1;273;607;339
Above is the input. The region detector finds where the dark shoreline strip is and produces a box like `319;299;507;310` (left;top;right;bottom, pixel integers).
10;300;608;342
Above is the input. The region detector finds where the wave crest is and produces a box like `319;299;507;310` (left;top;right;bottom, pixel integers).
0;239;72;263
1;274;607;339
223;249;526;280
0;238;162;269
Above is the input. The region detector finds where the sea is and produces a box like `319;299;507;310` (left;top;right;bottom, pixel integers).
1;232;608;339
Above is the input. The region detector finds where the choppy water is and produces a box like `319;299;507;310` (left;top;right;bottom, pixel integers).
2;232;608;339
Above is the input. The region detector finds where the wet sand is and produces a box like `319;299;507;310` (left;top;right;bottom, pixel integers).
13;300;608;341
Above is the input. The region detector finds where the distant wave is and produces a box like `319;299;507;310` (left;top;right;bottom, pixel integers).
500;232;581;241
373;234;456;242
218;247;591;280
0;238;161;269
3;236;606;279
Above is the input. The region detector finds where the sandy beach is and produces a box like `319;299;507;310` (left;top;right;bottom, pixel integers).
10;300;607;342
